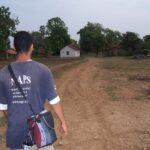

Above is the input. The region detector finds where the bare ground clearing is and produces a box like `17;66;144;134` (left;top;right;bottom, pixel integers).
54;57;150;150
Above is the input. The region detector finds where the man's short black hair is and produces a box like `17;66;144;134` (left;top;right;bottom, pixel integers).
14;31;33;54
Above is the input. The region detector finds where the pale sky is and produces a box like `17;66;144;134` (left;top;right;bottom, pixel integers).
1;0;150;40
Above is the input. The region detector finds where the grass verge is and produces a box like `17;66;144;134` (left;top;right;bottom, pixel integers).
128;74;150;82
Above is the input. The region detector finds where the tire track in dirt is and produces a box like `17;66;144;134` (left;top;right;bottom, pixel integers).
54;58;114;150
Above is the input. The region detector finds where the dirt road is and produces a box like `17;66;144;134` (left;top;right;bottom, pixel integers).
54;58;150;150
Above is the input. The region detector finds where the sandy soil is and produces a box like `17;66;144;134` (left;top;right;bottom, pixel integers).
54;58;150;150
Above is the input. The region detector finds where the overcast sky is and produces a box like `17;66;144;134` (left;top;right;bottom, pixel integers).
1;0;150;40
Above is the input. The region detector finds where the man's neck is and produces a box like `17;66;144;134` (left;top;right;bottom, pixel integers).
16;54;31;62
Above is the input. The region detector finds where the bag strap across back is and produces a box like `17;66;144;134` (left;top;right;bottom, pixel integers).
8;64;36;116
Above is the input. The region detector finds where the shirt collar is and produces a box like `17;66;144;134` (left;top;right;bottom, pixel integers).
27;59;32;61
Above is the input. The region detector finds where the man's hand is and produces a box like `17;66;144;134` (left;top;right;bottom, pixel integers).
60;121;68;138
51;101;68;138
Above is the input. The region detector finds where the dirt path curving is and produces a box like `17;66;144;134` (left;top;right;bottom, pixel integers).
54;57;150;150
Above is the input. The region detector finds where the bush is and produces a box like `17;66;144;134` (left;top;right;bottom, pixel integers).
142;49;149;56
116;49;130;56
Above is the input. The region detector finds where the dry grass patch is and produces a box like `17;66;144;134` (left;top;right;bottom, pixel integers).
98;57;150;101
128;75;150;82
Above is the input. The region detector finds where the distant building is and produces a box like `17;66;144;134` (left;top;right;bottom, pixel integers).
60;44;80;58
6;48;17;55
6;48;17;59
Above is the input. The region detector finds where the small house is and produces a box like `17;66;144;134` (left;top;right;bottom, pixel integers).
6;48;17;59
60;44;80;58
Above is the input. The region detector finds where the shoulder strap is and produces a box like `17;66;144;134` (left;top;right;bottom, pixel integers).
8;64;35;116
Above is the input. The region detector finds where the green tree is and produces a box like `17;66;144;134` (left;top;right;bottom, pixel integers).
143;35;150;49
39;25;46;39
78;22;105;55
31;30;51;56
121;32;142;55
102;28;122;56
31;31;43;50
103;28;122;48
0;6;19;51
46;17;71;54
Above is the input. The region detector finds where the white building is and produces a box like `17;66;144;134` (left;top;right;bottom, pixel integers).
60;44;80;58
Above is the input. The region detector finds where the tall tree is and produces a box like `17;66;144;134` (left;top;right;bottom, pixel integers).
121;32;142;54
31;31;43;50
46;17;71;54
31;30;51;56
143;35;150;49
39;25;46;39
0;6;19;51
103;28;122;48
78;22;105;55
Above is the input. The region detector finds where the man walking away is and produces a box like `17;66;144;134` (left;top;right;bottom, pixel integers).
0;31;67;150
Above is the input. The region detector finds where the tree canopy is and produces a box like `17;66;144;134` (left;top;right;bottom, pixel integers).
121;32;141;51
0;6;149;57
31;17;71;56
78;22;105;55
103;28;122;48
78;22;123;56
78;22;150;56
46;17;71;54
143;35;150;50
0;6;19;51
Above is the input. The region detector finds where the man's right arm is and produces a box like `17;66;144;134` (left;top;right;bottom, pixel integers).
51;101;67;138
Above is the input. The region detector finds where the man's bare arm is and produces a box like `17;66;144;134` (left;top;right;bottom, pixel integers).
51;102;68;138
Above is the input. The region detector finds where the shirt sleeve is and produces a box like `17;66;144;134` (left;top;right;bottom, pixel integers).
44;69;60;105
0;76;8;110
